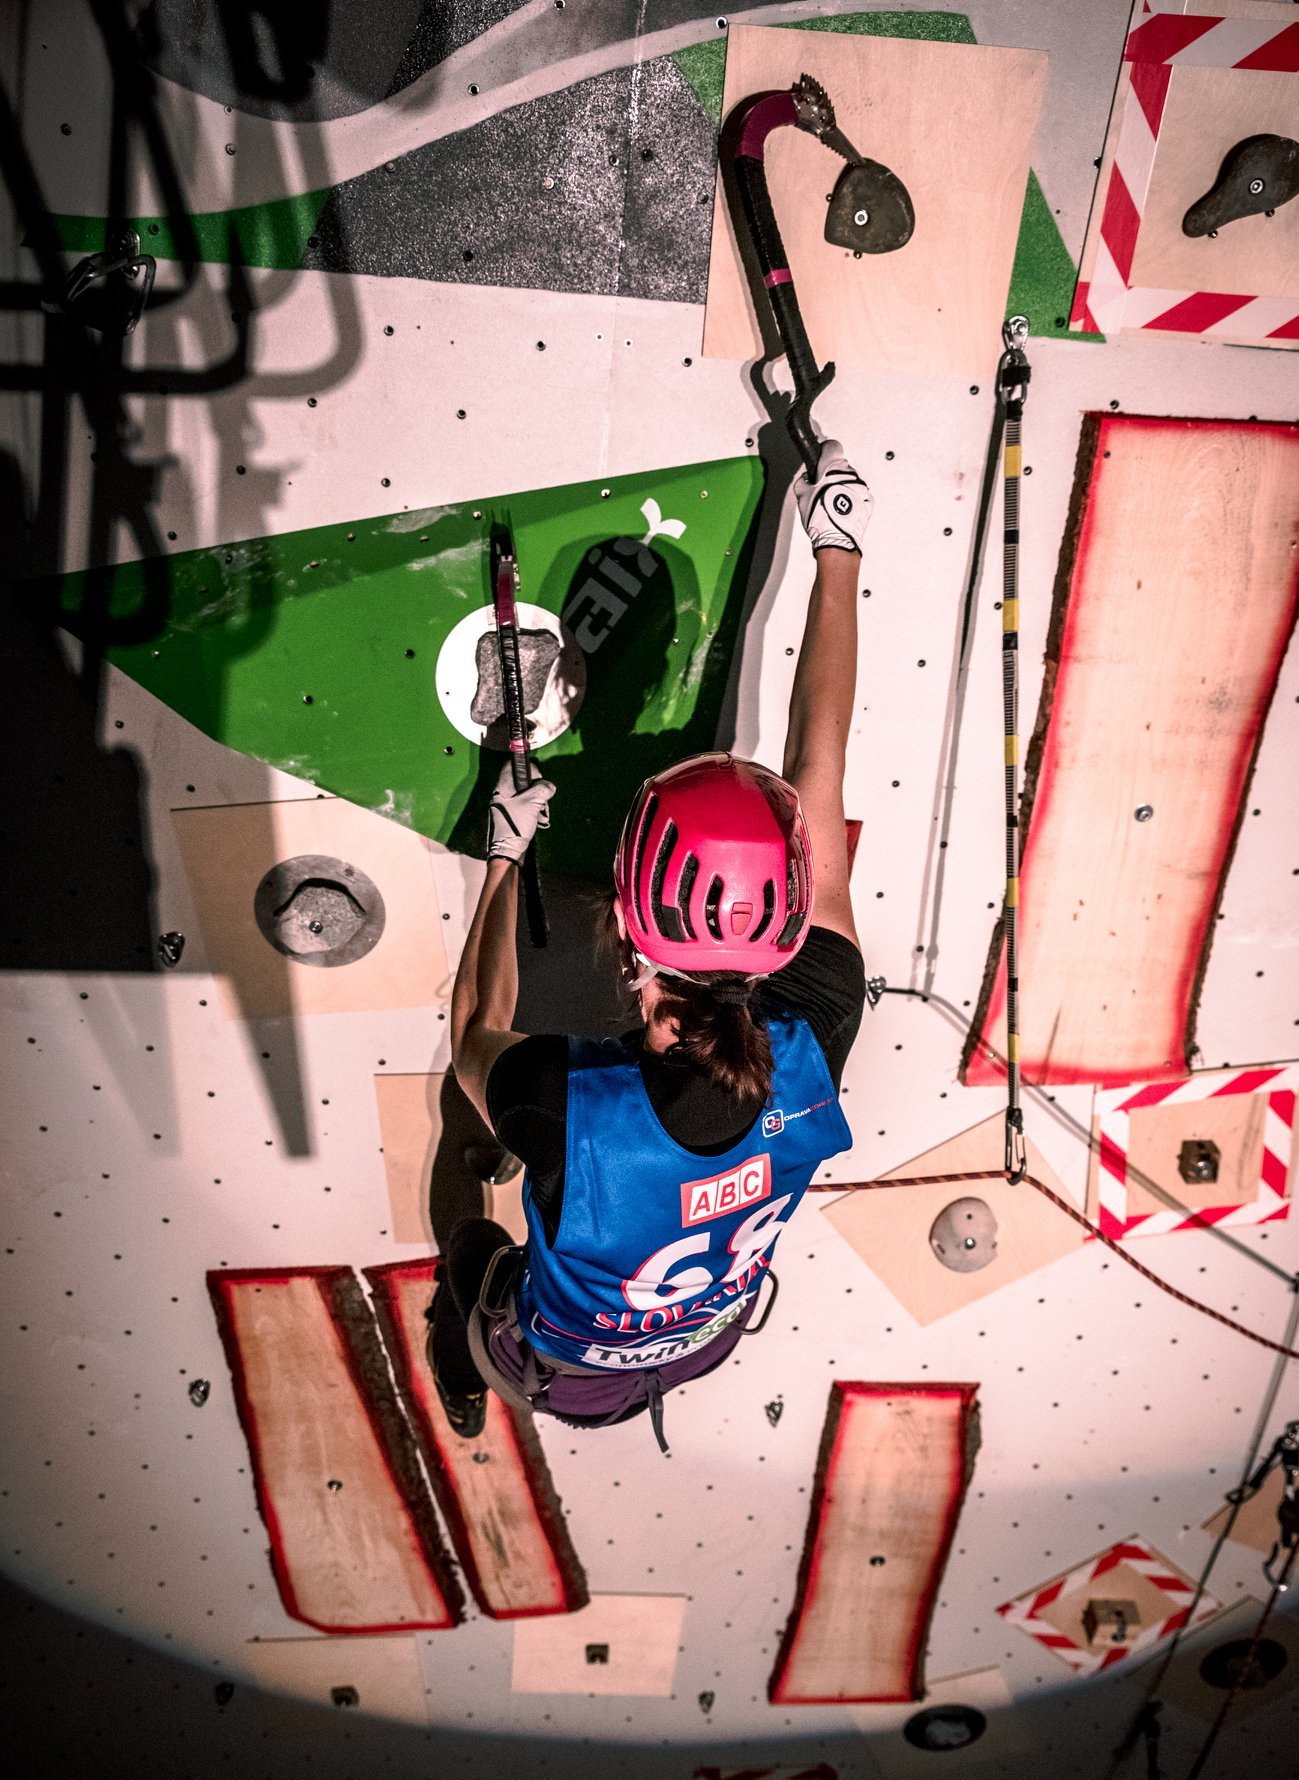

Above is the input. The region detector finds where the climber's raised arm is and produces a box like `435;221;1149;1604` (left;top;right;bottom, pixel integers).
783;442;872;951
450;763;554;1128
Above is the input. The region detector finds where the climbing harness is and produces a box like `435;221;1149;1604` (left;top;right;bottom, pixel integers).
464;1244;771;1457
812;1167;1299;1364
724;73;913;473
997;317;1031;1184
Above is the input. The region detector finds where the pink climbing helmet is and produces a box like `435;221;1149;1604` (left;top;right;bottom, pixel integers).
613;753;814;976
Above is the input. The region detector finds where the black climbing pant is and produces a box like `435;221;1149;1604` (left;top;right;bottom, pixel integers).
429;1216;513;1396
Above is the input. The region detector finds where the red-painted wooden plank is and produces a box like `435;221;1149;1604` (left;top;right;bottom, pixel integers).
965;415;1299;1087
208;1267;462;1633
769;1382;979;1703
366;1259;587;1620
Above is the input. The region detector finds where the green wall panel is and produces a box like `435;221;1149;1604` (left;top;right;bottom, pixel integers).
38;457;765;881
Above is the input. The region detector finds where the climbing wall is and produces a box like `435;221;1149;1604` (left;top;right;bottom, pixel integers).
3;3;1299;1779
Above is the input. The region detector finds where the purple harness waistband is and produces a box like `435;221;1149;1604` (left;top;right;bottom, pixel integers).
468;1283;763;1454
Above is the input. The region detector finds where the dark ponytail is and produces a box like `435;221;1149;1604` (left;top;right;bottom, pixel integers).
599;897;774;1104
653;973;774;1104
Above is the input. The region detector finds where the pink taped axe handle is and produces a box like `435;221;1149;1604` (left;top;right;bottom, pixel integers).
736;90;799;160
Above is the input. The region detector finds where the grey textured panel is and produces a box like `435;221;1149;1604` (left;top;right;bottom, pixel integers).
616;55;718;304
302;56;715;303
383;0;531;103
131;0;526;122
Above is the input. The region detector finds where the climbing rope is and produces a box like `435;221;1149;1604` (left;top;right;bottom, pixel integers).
997;317;1031;1184
812;1168;1299;1362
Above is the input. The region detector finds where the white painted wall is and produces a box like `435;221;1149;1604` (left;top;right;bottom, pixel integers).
2;2;1298;1774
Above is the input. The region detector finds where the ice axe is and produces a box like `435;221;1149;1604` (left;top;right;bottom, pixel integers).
723;73;914;474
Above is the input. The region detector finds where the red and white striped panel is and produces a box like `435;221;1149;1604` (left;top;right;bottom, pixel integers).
998;1535;1219;1674
1094;1063;1297;1240
1071;2;1299;340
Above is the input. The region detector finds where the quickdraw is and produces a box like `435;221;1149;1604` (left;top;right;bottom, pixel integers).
997;317;1031;1184
723;73;913;473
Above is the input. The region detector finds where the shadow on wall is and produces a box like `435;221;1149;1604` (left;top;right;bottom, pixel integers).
0;1;362;1156
0;1563;1253;1780
446;519;776;889
711;89;836;757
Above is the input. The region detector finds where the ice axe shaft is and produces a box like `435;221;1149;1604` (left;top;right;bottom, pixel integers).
724;74;913;476
728;87;834;476
490;524;548;949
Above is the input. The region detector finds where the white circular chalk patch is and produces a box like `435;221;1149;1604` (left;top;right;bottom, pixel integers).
435;601;587;749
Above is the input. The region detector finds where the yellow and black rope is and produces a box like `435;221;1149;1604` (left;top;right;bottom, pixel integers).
997;317;1031;1183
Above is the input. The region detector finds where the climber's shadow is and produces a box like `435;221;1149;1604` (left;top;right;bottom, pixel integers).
426;1070;509;1252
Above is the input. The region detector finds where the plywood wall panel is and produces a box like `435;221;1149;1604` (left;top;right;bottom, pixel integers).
966;415;1299;1088
208;1268;461;1633
172;796;449;1022
822;1114;1083;1326
510;1594;687;1695
768;1382;979;1704
701;26;1046;377
365;1260;587;1620
1132;67;1299;300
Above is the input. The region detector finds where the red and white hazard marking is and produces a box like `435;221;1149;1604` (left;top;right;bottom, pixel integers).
1071;1;1299;341
1093;1063;1297;1241
998;1535;1219;1674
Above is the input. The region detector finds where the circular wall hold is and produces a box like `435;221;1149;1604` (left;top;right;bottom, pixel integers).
1199;1636;1288;1692
253;855;386;968
435;600;585;749
903;1704;987;1750
929;1197;998;1272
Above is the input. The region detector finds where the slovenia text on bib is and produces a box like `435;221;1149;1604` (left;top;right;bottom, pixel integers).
514;1013;852;1371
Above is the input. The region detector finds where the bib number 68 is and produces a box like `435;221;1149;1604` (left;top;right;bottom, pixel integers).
623;1195;793;1311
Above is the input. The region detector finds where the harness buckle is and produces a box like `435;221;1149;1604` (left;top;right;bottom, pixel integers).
477;1245;525;1321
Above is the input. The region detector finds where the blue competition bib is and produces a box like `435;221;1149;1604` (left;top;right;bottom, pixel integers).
514;1011;852;1371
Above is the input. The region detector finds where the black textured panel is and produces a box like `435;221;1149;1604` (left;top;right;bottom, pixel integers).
302;57;714;303
131;0;525;121
614;54;717;303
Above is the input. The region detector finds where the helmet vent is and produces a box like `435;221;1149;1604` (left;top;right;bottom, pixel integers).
749;879;776;943
730;902;752;935
677;853;699;940
650;820;686;943
775;858;807;949
704;874;724;941
631;792;658;933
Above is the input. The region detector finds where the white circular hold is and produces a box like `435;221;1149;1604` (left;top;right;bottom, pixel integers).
435;601;586;750
854;208;869;227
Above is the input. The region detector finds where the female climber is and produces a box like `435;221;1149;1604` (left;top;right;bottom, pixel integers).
429;441;873;1452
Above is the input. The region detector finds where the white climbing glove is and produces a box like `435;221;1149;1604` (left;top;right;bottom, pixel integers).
486;758;555;864
794;440;873;554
